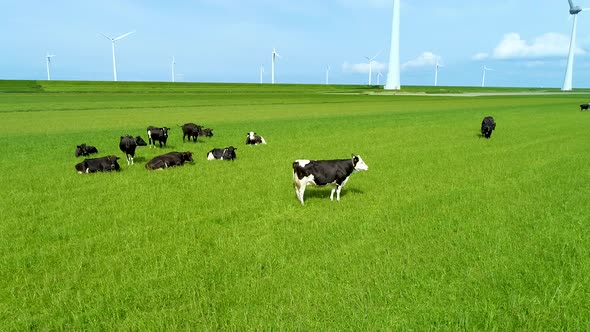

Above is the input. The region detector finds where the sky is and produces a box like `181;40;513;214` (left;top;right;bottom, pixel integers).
2;0;590;88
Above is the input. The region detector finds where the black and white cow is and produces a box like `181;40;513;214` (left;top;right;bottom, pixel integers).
245;131;266;145
580;103;589;111
75;155;121;173
145;151;194;170
147;126;170;148
207;146;237;160
198;128;214;138
75;144;99;157
481;116;496;139
119;135;148;165
181;123;202;142
292;154;368;205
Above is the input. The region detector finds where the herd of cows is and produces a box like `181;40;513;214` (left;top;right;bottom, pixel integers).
73;117;499;205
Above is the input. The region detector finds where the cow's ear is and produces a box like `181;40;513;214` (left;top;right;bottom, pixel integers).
120;136;124;139
351;153;356;159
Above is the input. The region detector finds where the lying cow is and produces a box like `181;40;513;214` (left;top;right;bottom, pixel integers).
75;144;99;157
580;103;589;111
145;151;194;170
198;128;214;138
292;154;368;205
75;155;121;173
207;146;237;160
147;126;170;148
245;131;266;145
181;123;202;142
119;135;148;165
481;116;496;139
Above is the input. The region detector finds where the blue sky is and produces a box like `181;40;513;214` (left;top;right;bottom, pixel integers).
2;0;590;87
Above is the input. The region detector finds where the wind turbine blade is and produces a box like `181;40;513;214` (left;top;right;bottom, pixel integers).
569;0;575;9
99;33;112;40
582;7;590;10
372;50;382;60
114;31;135;41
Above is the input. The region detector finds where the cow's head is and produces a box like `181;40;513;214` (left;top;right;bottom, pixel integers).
75;145;84;157
203;128;213;137
107;155;121;171
247;131;256;139
162;127;170;136
135;136;148;146
224;146;237;160
182;151;194;162
352;154;368;171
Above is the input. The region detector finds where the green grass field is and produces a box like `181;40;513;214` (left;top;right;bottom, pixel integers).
1;80;590;330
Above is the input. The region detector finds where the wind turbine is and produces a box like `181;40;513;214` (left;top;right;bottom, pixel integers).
481;65;493;87
171;56;176;82
365;52;380;85
260;65;265;84
325;65;330;85
45;53;56;80
385;0;401;90
563;0;589;91
434;58;443;86
271;48;281;84
100;31;135;81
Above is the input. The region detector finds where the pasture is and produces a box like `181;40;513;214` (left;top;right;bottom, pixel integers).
1;80;590;330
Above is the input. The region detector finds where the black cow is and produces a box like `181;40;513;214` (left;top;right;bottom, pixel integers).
207;146;237;160
147;126;170;148
481;116;496;139
75;144;99;157
580;103;589;111
292;154;369;205
119;135;148;165
75;155;121;173
145;151;194;170
198;128;214;138
181;123;202;142
245;131;266;145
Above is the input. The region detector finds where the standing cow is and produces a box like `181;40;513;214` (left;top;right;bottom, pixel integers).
181;123;202;142
207;146;237;160
292;154;368;205
481;116;496;139
580;103;589;111
147;126;170;148
145;151;194;170
119;135;148;165
245;131;266;145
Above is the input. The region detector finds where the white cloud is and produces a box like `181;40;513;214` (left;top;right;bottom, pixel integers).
342;61;387;74
402;52;441;70
473;52;489;60
525;61;545;68
490;32;585;59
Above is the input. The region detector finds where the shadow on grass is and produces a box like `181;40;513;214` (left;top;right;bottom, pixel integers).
298;187;365;202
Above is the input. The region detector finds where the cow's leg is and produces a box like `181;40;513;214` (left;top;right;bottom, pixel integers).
293;172;306;205
330;186;337;201
336;177;350;202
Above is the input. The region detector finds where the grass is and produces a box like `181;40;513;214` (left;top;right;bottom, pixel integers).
1;80;590;330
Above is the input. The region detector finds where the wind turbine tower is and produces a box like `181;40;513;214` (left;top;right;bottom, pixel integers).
481;65;493;87
326;65;330;85
171;56;176;82
365;52;380;85
46;53;56;80
434;58;443;86
100;31;135;81
271;48;280;84
563;0;589;91
385;0;401;90
260;65;264;84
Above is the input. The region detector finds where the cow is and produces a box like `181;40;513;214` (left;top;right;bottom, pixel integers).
181;123;202;142
580;103;589;111
147;126;170;148
198;128;214;138
245;131;266;145
75;144;99;157
145;151;194;170
207;146;237;160
292;154;369;205
75;155;121;173
481;116;496;139
119;135;148;165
